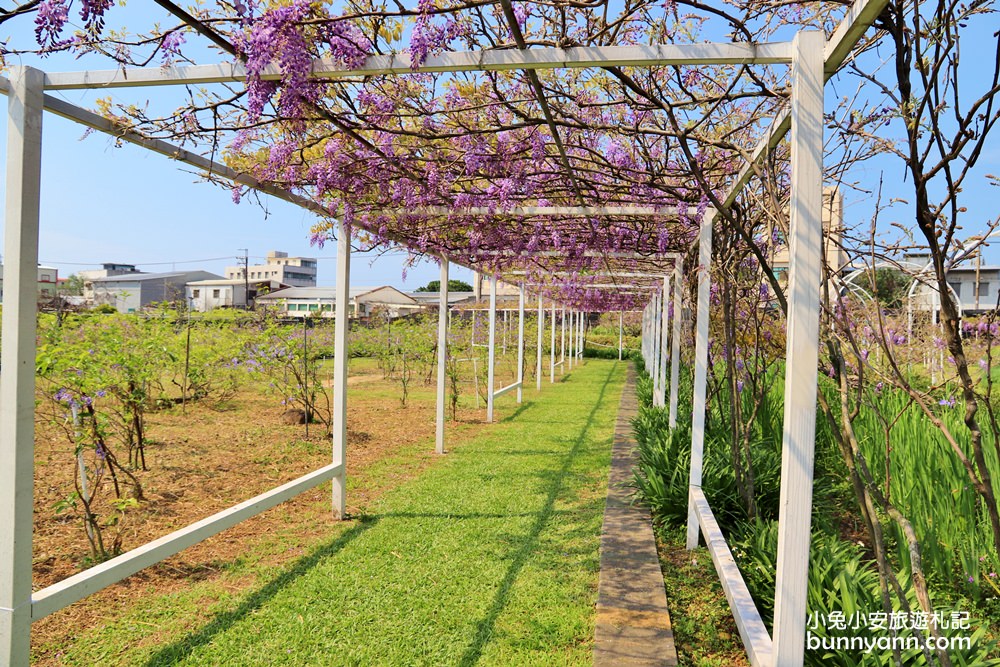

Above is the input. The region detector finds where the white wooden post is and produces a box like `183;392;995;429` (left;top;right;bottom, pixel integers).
560;307;566;371
642;303;650;371
487;276;497;422
536;295;543;390
652;290;662;406
579;312;585;361
772;30;825;667
332;219;351;519
577;311;582;362
658;275;671;407
686;213;714;550
435;258;449;454
576;311;581;363
618;311;623;361
567;311;574;369
669;266;683;429
550;303;557;383
648;302;654;373
573;310;583;366
516;283;525;403
0;65;43;667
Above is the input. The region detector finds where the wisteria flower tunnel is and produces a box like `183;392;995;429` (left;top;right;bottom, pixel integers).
3;0;1000;665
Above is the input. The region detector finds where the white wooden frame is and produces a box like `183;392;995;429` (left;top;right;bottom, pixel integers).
435;258;449;454
42;43;795;90
0;66;43;667
669;266;683;428
0;1;886;661
487;276;498;422
550;304;557;382
536;296;544;391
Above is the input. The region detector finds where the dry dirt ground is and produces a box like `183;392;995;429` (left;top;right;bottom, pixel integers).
29;360;504;664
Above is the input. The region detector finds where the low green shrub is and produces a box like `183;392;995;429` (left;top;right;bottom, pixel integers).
729;519;999;666
583;346;637;360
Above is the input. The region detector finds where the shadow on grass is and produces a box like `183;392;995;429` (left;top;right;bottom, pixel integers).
499;400;535;422
458;362;617;667
142;515;379;667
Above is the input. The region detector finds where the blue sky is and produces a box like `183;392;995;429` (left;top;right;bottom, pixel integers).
3;3;999;287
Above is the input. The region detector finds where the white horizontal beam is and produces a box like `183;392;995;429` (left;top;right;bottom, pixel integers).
477;250;681;259
825;0;891;75
719;108;790;212
526;282;658;290
409;205;696;217
492;380;523;399
37;93;332;218
689;487;773;667
0;89;509;283
510;270;670;278
43;43;794;90
31;462;343;621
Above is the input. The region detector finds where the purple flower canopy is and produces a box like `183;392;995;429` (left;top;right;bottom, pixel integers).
18;0;834;310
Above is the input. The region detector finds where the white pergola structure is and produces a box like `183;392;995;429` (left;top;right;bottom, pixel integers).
0;0;886;662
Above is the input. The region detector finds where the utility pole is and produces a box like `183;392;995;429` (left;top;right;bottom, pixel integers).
237;248;249;309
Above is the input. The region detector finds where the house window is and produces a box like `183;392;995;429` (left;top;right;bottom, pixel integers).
213;289;221;298
978;282;991;300
308;304;319;311
948;281;962;298
192;289;200;298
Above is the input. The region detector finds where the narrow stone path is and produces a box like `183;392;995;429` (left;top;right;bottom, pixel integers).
594;366;678;666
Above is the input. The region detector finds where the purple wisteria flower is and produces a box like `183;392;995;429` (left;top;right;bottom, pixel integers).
160;30;186;63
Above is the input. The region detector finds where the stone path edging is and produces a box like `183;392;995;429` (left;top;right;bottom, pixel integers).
593;365;678;666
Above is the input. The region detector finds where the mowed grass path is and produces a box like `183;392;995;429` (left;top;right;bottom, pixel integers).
58;359;626;666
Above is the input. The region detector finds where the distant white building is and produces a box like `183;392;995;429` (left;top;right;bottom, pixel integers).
77;263;141;301
0;264;59;300
186;278;285;312
469;273;522;299
906;252;1000;316
255;286;421;320
92;270;222;313
226;250;317;287
407;291;477;309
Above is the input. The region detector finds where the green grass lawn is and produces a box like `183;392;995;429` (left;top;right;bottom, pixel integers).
48;360;625;666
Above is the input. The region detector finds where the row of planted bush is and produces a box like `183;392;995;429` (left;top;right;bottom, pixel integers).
30;307;545;563
630;361;999;665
